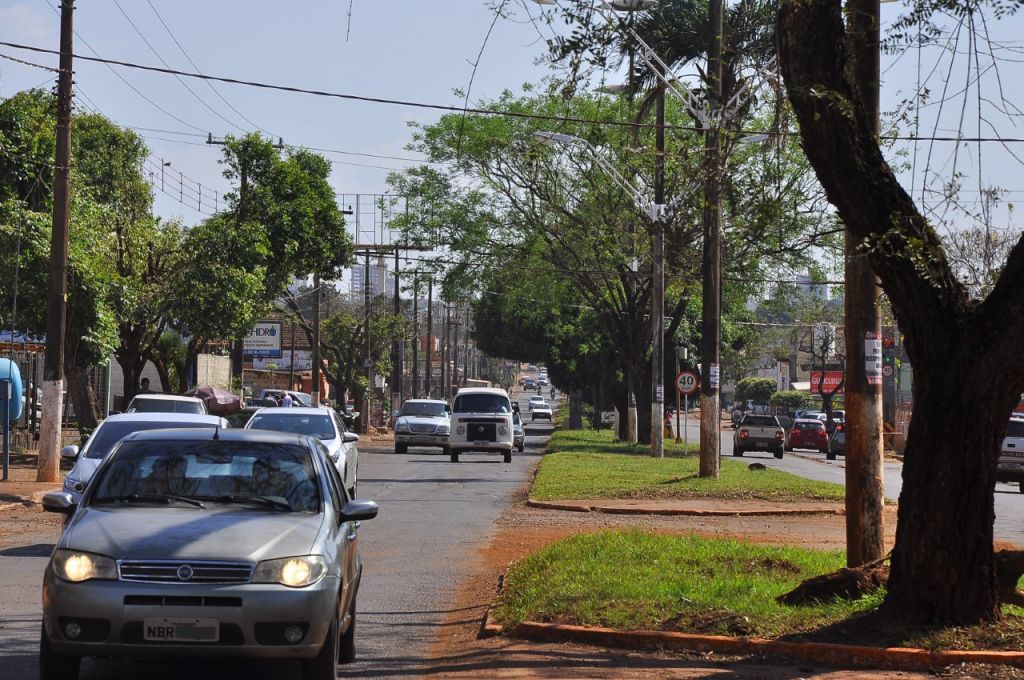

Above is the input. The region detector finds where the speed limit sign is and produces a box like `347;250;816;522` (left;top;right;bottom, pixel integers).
675;370;700;395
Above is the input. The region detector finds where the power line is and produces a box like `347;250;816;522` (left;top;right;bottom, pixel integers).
109;0;246;133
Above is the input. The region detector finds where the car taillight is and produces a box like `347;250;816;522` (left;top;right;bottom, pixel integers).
739;430;749;439
775;430;784;440
836;424;844;432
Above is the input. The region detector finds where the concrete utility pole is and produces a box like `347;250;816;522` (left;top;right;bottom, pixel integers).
363;250;371;434
311;274;322;407
845;0;886;567
426;279;433;398
38;0;74;483
391;245;402;406
412;274;419;398
698;0;724;478
441;304;450;401
650;64;667;458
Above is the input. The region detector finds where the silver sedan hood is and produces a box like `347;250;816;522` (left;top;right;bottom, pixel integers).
63;506;325;562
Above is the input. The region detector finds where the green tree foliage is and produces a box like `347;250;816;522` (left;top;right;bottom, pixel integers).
769;389;811;413
734;376;777;405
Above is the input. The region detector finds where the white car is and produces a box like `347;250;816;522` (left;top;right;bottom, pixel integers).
528;395;545;411
60;412;229;502
245;406;359;496
448;387;515;463
394;399;450;454
531;402;553;422
997;415;1024;492
127;393;207;415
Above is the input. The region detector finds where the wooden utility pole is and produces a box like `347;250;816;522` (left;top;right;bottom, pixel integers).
845;0;886;567
38;0;74;483
698;0;724;478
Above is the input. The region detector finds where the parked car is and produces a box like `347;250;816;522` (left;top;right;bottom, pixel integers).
127;394;207;415
245;407;359;497
224;407;261;429
531;402;553;422
448;387;515;463
258;389;313;407
786;418;830;454
393;399;450;454
512;411;525;452
828;422;846;460
732;414;785;459
528;395;545;411
996;415;1024;492
39;427;379;679
60;412;229;502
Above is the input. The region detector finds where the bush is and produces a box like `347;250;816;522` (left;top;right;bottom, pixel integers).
771;390;812;414
735;377;777;405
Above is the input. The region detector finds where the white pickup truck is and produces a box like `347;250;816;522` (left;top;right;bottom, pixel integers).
733;414;786;459
996;415;1024;492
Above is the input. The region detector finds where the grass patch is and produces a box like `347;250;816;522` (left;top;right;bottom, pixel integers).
532;429;844;502
495;531;1024;649
494;530;880;638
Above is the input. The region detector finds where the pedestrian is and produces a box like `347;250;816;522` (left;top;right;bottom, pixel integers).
281;393;293;408
139;377;153;394
663;412;673;439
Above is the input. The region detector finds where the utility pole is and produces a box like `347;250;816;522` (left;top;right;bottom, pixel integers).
287;320;296;391
845;0;886;567
442;304;451;401
650;63;667;458
698;0;724;478
391;245;402;408
426;278;433;398
412;275;419;398
311;274;321;407
38;0;74;483
363;250;371;434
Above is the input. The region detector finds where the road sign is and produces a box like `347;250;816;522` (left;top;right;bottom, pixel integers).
675;370;700;396
882;364;894;377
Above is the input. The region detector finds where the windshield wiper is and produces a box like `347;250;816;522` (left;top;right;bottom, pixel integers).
209;495;292;511
94;494;205;508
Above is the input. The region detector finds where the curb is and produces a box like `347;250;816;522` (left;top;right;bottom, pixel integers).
504;621;1024;672
525;499;844;517
478;574;505;639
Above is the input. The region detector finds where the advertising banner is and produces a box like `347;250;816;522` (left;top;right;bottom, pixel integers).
243;322;282;358
809;370;845;395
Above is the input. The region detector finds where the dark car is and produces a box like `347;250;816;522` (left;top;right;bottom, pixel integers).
829;422;846;460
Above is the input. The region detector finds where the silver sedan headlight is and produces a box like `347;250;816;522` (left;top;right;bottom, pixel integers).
395;419;410;433
436;424;450;435
52;549;117;583
253;556;328;588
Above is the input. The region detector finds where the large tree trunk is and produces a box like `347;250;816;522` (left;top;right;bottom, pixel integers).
63;358;99;433
778;0;1024;624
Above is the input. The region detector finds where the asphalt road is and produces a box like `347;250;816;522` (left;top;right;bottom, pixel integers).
717;419;1024;544
0;390;552;680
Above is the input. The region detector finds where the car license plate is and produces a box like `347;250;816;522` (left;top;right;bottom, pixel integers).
143;617;219;642
1000;462;1024;471
755;442;768;448
474;440;490;445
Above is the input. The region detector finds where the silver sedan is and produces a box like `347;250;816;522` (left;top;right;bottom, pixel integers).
39;428;378;680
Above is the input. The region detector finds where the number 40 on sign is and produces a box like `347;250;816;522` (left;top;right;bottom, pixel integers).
675;370;700;395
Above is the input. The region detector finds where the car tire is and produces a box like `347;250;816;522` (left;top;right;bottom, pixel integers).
518;444;524;453
302;614;339;680
826;451;837;461
733;448;744;457
504;450;513;463
339;594;357;664
40;624;80;680
450;451;459;463
442;445;450;456
395;443;407;455
1019;482;1024;494
774;449;784;460
819;448;829;454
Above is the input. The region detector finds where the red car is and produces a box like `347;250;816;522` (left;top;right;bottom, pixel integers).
786;418;830;453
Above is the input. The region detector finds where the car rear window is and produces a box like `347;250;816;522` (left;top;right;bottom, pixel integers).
130;397;205;414
1007;420;1024;438
795;421;825;431
85;420;218;459
742;416;778;427
247;414;335;440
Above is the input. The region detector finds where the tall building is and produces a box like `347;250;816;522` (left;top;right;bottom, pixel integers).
350;257;396;298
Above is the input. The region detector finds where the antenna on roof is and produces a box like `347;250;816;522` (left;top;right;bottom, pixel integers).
212;425;220;440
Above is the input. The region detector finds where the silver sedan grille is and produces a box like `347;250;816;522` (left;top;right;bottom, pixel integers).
118;560;253;584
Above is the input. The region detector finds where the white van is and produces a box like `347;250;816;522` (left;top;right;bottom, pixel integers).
448;387;515;463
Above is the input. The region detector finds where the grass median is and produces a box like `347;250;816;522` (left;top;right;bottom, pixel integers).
532;428;845;502
493;530;1024;648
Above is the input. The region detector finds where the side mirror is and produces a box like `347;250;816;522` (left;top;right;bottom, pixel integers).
342;432;360;444
340;499;378;522
60;445;80;460
391;409;400;418
42;492;77;515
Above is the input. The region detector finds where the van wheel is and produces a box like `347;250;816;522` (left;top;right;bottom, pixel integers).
504;450;513;463
450;452;459;463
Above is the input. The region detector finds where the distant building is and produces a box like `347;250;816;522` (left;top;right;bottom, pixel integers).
794;272;829;301
350;257;396;298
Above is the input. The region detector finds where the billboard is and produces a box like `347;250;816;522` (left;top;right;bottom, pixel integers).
809;370;844;395
243;322;282;358
253;350;312;371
